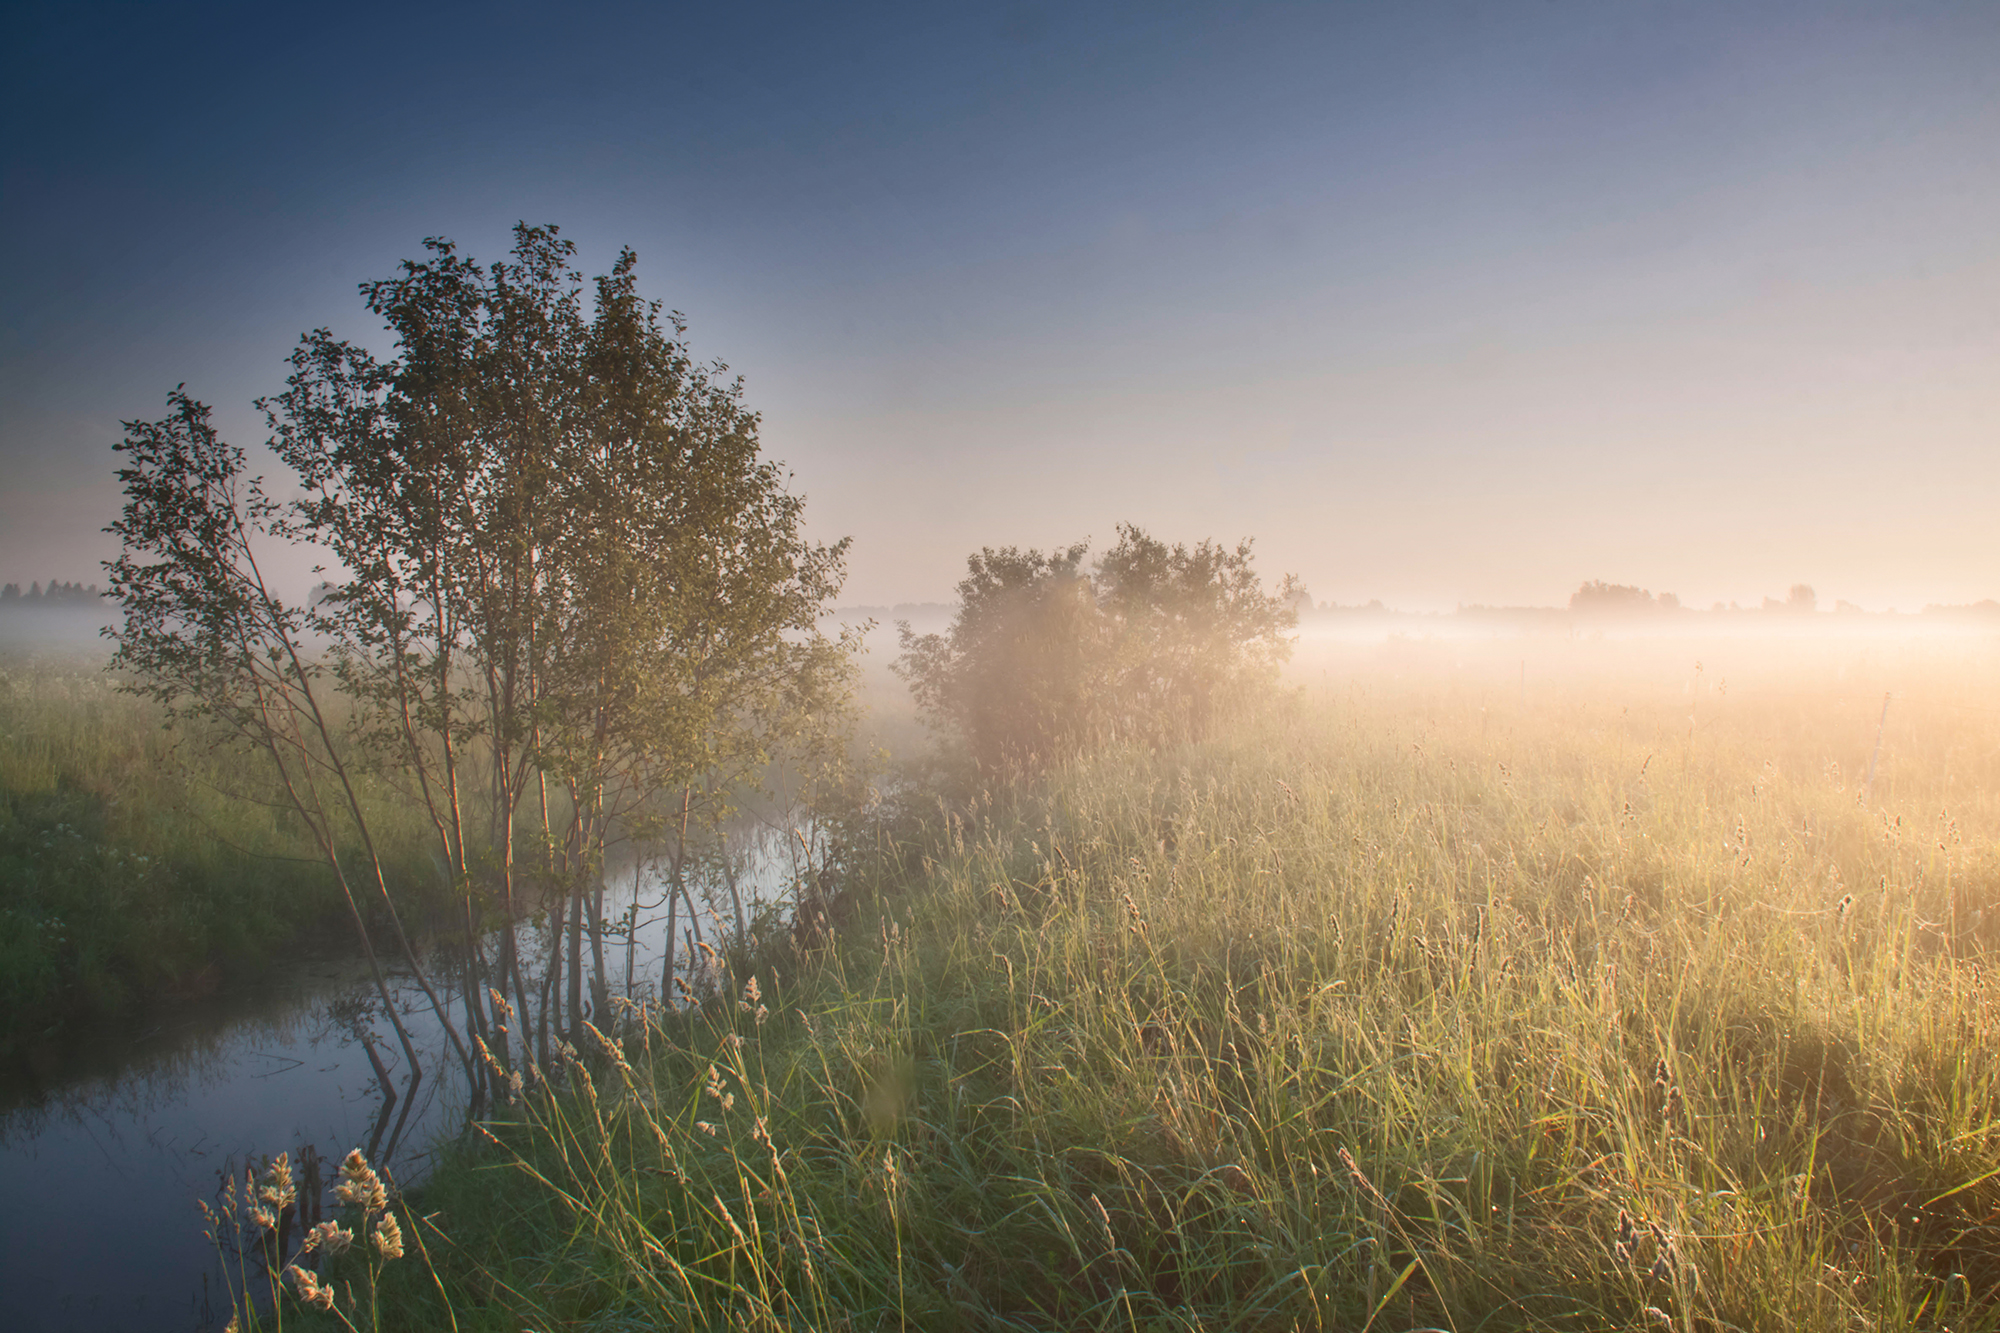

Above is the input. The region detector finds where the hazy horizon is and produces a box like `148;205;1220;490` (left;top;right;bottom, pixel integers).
6;2;1996;613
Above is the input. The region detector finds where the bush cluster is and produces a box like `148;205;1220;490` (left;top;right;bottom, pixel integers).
895;524;1299;772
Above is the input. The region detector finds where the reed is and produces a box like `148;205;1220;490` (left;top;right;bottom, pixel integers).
252;637;2000;1329
198;1146;419;1333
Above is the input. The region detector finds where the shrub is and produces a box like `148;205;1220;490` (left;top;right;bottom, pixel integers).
896;525;1297;771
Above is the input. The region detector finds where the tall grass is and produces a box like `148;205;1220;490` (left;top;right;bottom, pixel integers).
262;637;2000;1328
0;651;446;1058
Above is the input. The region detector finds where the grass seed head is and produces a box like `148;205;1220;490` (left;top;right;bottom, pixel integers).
257;1152;296;1211
286;1265;336;1312
304;1219;353;1256
336;1149;388;1215
373;1209;404;1260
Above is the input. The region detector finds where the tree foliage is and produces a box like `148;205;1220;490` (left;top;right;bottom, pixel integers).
896;524;1298;771
1569;579;1693;616
106;388;450;1080
107;224;856;1084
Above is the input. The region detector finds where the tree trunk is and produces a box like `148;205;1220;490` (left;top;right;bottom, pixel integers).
566;876;584;1044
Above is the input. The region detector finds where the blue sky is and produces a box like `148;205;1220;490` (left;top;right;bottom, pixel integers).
5;0;1996;609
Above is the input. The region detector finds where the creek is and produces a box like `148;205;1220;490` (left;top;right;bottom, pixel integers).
0;827;806;1332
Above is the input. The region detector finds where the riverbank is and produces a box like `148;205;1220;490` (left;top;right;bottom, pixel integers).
0;652;447;1065
266;643;2000;1331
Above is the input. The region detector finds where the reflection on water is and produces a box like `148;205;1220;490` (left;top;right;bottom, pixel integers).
0;826;803;1332
0;973;441;1331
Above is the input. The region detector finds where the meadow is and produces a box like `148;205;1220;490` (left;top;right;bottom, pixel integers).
0;650;446;1065
213;625;2000;1332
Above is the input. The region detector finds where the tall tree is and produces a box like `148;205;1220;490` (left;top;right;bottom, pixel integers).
105;390;460;1087
111;224;857;1086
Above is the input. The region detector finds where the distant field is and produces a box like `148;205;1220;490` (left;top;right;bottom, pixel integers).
337;625;2000;1332
0;646;442;1061
0;604;118;653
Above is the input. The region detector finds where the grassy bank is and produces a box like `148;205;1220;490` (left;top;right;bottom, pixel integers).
0;652;445;1062
251;636;2000;1332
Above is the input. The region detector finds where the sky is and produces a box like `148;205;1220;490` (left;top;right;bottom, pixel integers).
4;0;1997;612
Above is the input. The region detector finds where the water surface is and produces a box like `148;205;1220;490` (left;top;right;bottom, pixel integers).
0;833;802;1332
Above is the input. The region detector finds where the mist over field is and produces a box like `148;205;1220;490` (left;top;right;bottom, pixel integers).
6;3;1998;1329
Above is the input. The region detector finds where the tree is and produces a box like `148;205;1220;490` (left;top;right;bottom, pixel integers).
106;389;454;1088
1569;581;1658;615
896;543;1103;771
1759;585;1817;614
1095;525;1300;743
109;224;856;1087
896;525;1297;771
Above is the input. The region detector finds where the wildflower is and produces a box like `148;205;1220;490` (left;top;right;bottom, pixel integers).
373;1210;405;1261
286;1265;337;1312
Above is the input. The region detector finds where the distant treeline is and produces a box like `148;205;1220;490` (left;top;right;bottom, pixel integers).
0;580;105;607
